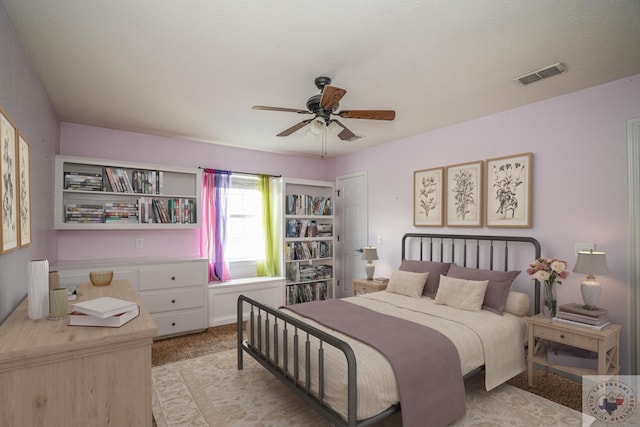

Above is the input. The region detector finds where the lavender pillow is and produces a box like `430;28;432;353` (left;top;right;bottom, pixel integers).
399;260;452;297
446;264;520;315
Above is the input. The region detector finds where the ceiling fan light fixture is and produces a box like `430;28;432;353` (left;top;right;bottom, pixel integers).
308;117;325;135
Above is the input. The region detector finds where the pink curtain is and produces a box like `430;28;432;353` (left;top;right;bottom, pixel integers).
199;169;231;282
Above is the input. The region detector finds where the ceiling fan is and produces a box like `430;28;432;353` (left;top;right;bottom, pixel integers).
252;76;395;142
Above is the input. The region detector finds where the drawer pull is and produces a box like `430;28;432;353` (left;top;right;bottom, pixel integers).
560;334;565;339
171;276;176;280
171;299;176;304
172;322;176;326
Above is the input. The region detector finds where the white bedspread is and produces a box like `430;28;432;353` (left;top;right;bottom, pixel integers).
252;292;527;420
349;292;527;390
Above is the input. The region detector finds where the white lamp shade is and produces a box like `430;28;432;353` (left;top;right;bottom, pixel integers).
572;251;609;275
361;247;379;261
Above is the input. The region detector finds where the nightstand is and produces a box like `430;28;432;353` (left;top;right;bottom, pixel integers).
526;314;621;386
353;278;387;296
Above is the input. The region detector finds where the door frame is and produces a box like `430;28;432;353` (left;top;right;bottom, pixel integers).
335;170;368;298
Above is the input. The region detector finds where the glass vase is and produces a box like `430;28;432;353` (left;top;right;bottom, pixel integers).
543;281;557;318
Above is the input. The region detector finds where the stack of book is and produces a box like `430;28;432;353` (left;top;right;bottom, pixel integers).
552;303;610;331
69;296;139;327
64;172;104;191
65;203;104;223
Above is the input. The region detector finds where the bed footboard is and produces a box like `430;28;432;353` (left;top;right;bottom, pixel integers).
237;295;398;427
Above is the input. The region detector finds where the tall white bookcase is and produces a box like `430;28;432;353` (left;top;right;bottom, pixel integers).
282;178;335;305
54;155;201;229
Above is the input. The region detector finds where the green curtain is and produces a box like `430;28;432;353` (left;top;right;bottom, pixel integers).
257;175;277;276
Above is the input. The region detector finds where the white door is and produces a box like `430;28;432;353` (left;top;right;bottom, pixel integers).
335;171;368;298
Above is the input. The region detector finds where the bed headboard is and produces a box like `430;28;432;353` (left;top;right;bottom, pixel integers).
401;233;542;314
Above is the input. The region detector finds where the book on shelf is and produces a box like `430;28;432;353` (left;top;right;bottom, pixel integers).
69;305;139;327
64;172;104;191
65;203;105;223
558;303;607;317
71;296;138;319
285;194;333;216
551;316;611;331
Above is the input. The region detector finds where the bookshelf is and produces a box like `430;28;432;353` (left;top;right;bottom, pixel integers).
54;155;202;229
283;178;335;305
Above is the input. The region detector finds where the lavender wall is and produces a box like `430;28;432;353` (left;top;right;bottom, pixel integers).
58;123;332;260
334;74;640;373
0;4;59;322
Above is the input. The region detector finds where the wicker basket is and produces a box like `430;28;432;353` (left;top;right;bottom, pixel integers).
89;270;113;286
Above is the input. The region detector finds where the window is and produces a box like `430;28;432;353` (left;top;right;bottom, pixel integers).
225;175;265;263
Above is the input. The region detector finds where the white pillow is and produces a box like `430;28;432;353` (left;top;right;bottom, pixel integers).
504;291;530;317
385;269;429;298
434;275;488;311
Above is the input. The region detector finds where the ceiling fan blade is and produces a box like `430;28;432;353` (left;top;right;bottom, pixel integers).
332;120;361;142
253;105;311;114
320;86;347;109
277;119;313;137
336;110;396;120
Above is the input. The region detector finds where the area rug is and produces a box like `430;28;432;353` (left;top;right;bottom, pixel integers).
152;349;584;426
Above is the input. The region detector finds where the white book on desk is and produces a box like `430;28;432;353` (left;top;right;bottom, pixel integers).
72;296;138;319
69;305;139;327
552;316;611;331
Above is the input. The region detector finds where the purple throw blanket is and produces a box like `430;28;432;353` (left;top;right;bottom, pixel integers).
286;299;465;427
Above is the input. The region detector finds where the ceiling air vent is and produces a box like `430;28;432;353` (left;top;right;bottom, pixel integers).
514;63;566;86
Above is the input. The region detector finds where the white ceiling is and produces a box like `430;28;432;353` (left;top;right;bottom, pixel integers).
4;1;640;158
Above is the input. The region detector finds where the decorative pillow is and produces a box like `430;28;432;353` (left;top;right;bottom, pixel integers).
434;275;488;311
504;291;530;317
385;269;429;298
446;264;521;315
399;260;452;297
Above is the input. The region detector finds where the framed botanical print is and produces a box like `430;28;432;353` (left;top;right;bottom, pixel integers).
0;108;18;253
486;152;532;228
18;132;31;247
445;160;483;227
413;167;444;226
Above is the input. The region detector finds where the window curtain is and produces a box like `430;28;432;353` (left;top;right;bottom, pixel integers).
200;169;231;282
257;175;278;276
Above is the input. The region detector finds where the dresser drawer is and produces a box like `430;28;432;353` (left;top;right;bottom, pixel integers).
140;288;204;314
139;264;204;291
534;324;599;351
153;309;206;337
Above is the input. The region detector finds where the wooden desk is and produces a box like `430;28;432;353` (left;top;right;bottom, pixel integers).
0;280;157;426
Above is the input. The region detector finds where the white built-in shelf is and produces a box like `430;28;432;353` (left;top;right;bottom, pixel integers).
54;155;202;230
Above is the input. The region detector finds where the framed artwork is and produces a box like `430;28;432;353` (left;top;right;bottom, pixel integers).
18;132;31;247
445;160;483;227
413;167;444;226
0;108;18;253
486;152;532;228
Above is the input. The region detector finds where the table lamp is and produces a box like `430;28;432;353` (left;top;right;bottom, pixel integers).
362;247;379;280
572;250;609;310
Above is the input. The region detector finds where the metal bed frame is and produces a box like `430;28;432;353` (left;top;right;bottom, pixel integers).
237;232;541;427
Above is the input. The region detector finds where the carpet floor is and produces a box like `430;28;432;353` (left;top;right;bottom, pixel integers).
151;324;585;425
152;348;585;427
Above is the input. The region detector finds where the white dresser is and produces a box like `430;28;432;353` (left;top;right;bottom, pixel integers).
54;257;208;338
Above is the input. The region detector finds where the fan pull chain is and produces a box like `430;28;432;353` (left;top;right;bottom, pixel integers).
321;126;327;159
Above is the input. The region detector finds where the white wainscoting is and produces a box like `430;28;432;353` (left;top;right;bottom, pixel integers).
208;277;285;327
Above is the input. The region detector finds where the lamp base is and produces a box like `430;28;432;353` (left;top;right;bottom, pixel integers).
365;264;375;280
581;279;601;311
